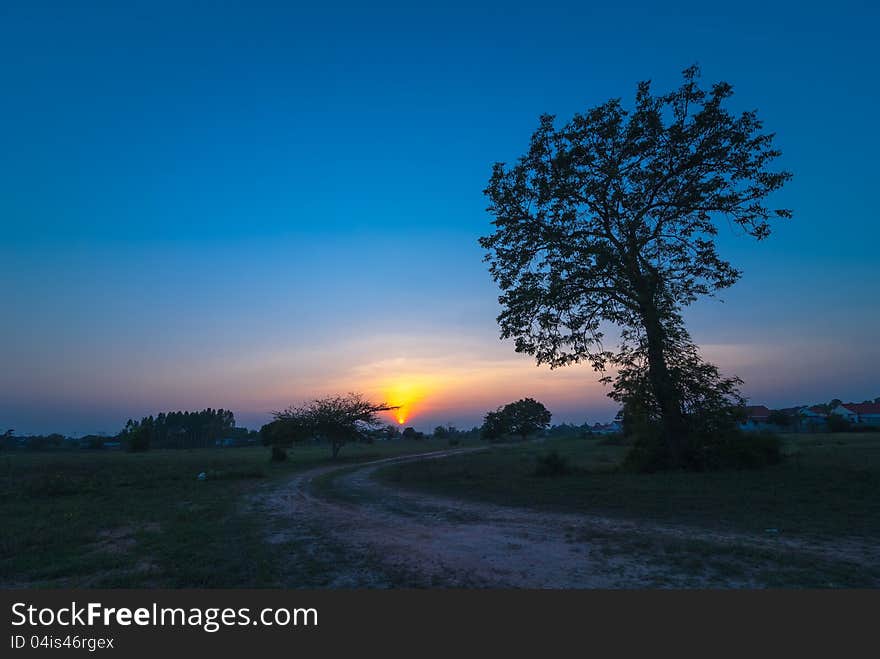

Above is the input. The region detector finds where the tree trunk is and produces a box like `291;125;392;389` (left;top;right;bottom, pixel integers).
641;302;687;466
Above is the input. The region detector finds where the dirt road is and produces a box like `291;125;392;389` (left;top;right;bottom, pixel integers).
260;448;879;588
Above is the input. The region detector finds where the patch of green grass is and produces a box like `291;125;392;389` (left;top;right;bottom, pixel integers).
376;433;880;541
0;439;466;587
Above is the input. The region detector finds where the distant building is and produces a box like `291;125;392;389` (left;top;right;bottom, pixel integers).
796;406;828;431
741;404;830;432
832;402;880;427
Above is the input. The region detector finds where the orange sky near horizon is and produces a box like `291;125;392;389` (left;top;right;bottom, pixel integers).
331;351;612;429
212;333;869;430
8;321;876;435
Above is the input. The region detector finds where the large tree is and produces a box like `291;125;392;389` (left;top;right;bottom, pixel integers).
481;67;791;466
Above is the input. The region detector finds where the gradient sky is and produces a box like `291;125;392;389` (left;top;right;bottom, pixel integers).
1;1;878;435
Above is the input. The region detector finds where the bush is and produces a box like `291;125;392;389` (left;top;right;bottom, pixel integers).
270;446;288;462
693;432;782;471
448;437;460;447
624;427;782;472
534;451;571;477
827;414;852;433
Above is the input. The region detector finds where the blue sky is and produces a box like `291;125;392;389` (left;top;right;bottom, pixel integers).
1;1;878;434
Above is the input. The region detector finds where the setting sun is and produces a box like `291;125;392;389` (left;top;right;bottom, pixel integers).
381;378;432;426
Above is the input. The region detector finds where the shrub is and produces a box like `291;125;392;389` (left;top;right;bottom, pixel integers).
534;451;571;477
827;414;852;433
402;427;425;440
448;437;460;447
709;432;782;470
624;426;782;472
270;446;288;462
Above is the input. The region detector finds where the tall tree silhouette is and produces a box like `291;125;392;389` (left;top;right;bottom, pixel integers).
481;66;791;467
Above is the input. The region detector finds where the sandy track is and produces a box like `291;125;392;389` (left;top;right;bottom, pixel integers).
261;449;880;588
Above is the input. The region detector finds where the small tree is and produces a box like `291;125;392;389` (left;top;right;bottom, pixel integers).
481;398;552;442
273;393;396;459
401;426;425;440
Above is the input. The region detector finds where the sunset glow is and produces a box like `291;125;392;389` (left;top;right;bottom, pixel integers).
382;379;430;426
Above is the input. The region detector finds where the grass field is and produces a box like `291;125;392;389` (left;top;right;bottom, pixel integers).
0;439;465;587
377;433;880;541
4;433;878;588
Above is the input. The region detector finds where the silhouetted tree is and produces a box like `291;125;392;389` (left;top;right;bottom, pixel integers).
604;317;746;442
482;398;552;442
273;393;396;459
481;66;790;468
401;426;425;440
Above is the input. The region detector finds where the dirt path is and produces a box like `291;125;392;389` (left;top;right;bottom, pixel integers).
260;449;880;588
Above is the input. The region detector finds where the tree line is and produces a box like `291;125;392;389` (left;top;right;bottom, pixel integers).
0;408;258;452
260;393;555;461
119;408;245;451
